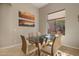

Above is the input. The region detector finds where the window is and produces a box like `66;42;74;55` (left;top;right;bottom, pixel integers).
47;10;65;35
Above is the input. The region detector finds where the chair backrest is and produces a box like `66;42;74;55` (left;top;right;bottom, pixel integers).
51;37;56;56
20;35;29;55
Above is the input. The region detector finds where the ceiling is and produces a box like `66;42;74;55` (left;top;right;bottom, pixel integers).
32;3;48;8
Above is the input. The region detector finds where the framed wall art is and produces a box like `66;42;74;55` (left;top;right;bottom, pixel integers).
18;11;35;27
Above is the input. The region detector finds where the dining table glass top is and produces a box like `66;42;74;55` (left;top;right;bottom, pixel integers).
29;34;55;45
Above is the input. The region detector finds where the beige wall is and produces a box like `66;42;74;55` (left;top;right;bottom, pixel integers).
39;3;79;49
0;3;39;48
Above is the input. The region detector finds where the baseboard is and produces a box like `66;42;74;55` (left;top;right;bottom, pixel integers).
63;44;79;49
0;43;22;49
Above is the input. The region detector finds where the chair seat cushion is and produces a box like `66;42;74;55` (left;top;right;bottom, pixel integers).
41;46;51;55
28;45;38;55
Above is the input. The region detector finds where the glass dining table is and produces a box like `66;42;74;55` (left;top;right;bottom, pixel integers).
29;34;55;55
28;34;56;55
29;34;55;46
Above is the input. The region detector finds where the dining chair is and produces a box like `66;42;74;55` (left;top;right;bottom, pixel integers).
20;35;38;56
39;36;56;56
28;32;41;56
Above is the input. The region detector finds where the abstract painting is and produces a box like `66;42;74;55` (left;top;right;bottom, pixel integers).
18;11;35;27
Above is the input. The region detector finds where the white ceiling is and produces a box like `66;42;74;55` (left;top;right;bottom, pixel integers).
32;3;48;8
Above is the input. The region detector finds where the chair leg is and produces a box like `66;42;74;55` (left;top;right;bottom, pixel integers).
37;48;40;56
35;43;41;56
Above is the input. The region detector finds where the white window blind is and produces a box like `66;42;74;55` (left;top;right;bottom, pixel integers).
48;10;66;20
